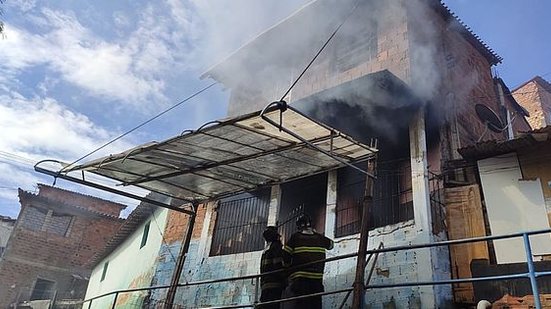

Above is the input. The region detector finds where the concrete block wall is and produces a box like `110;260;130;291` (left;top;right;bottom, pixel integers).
172;240;262;307
154;168;453;308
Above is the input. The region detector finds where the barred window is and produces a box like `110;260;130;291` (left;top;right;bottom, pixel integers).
335;160;413;237
210;189;270;256
335;165;366;237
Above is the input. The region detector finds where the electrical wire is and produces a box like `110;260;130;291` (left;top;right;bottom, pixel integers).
60;82;218;172
279;0;361;101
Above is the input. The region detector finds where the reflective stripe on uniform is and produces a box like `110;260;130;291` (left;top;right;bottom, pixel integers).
283;245;293;254
289;271;324;280
261;282;283;290
292;246;326;254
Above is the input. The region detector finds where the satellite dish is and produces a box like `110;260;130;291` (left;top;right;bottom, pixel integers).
475;104;505;133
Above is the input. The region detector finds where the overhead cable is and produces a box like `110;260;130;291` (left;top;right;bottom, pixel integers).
61;82;218;172
279;0;361;101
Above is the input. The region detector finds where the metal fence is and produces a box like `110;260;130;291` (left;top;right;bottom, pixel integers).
79;228;551;309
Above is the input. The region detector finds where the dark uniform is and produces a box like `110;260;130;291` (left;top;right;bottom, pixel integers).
283;228;334;308
260;228;286;309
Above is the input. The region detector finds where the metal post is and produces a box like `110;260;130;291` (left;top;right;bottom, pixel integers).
88;299;93;309
111;292;119;309
523;233;542;309
253;276;260;308
165;204;198;308
49;290;58;309
352;159;376;308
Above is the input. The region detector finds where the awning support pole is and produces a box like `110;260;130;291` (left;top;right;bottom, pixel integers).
352;159;376;308
34;161;195;216
165;203;198;308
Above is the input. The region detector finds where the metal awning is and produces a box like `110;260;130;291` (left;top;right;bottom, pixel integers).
35;104;377;205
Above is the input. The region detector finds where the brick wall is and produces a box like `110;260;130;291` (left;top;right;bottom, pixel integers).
37;184;126;217
227;0;410;116
513;77;551;130
225;0;502;161
0;188;124;307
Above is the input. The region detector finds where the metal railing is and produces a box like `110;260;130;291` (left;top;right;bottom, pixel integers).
80;228;551;309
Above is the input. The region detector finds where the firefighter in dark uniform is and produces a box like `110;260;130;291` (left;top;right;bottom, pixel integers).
260;226;286;309
283;214;334;309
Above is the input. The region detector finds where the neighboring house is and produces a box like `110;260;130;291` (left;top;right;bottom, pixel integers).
452;126;551;303
84;194;188;308
78;0;536;308
0;215;15;259
512;76;551;130
0;184;126;308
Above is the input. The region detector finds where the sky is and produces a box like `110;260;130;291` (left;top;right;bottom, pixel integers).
0;0;550;218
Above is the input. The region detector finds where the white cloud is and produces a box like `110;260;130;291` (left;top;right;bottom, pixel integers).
0;92;146;217
0;7;182;108
0;94;126;161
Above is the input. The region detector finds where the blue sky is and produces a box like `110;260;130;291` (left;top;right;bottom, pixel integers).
0;0;549;218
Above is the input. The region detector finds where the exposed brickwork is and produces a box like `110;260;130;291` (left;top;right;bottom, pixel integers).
163;210;190;243
513;77;551;130
0;187;124;307
192;204;208;239
37;184;126;217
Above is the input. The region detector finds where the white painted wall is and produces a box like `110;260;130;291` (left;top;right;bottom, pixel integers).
84;208;168;308
478;153;551;263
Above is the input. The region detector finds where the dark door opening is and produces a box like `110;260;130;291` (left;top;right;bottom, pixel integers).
279;173;328;242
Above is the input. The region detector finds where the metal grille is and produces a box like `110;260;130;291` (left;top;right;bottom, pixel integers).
335;160;414;237
278;205;304;244
210;190;270;256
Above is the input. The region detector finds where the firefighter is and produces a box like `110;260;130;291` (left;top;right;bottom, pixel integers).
259;226;286;309
283;214;334;309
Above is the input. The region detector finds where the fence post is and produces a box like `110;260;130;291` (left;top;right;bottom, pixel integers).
254;276;260;308
111;292;119;309
523;233;542;309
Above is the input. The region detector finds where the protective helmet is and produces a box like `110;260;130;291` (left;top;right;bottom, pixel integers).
296;214;312;230
263;226;280;242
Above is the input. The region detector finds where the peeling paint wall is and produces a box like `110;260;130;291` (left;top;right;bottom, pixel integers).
155;169;453;308
84;208;168;309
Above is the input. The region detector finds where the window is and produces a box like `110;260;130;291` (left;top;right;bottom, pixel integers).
30;278;56;300
210;189;270;256
100;261;109;282
335;160;414;237
22;207;73;236
336;165;366;237
21;207;48;231
140;221;150;249
46;212;72;236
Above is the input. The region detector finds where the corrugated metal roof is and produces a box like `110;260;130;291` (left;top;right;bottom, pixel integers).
17;189;125;220
458;126;551;160
62;106;377;204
